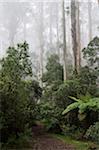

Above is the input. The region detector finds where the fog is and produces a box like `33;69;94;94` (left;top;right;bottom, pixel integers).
0;0;99;79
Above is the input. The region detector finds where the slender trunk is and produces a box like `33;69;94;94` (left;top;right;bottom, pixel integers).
71;0;81;73
23;19;26;41
39;2;44;87
62;0;67;80
88;0;92;41
57;22;60;57
56;3;60;57
50;3;53;51
76;1;81;72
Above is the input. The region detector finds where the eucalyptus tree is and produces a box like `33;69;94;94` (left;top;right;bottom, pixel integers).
56;3;60;57
71;0;81;73
38;2;44;86
49;2;53;51
88;0;92;41
62;0;67;80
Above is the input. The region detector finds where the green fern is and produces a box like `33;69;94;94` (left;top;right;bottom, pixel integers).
62;96;99;121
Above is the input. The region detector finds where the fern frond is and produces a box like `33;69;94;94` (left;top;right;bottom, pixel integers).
62;102;79;115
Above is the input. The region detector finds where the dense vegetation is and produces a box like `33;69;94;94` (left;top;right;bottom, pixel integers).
0;42;42;148
40;37;99;143
0;37;99;149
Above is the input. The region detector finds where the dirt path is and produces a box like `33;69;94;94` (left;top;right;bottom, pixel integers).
32;125;75;150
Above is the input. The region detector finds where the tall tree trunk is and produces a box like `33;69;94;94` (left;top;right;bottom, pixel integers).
76;1;81;71
39;2;44;87
88;0;92;41
71;0;81;73
56;19;60;57
23;19;26;41
56;3;60;57
50;3;53;52
62;0;67;80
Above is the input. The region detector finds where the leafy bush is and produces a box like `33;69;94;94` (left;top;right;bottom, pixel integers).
82;36;99;69
42;79;81;127
0;42;41;144
42;54;63;86
61;124;77;136
1;126;32;149
62;95;99;129
85;122;99;144
77;66;98;96
61;124;84;139
53;79;81;108
38;102;64;132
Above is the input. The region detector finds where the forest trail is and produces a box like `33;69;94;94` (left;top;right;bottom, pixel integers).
32;125;75;150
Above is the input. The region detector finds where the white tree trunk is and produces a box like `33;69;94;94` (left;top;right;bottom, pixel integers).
56;3;60;57
88;0;92;41
76;1;81;72
71;0;81;73
50;3;53;50
62;0;67;80
39;2;44;87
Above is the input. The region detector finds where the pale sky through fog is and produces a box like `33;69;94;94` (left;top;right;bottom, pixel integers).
0;0;99;66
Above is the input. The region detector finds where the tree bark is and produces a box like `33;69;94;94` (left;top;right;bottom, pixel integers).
98;0;99;5
56;3;60;57
50;3;53;51
71;0;81;73
88;0;92;41
76;1;81;72
62;0;67;80
39;2;44;87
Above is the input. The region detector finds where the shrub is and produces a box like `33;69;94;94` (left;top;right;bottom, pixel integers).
42;54;63;86
61;124;84;139
1;126;32;149
53;79;81;108
62;95;99;129
85;122;99;144
0;42;42;144
77;66;98;96
38;102;64;133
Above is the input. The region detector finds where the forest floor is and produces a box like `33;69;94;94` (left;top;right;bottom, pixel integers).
2;124;98;150
32;124;75;150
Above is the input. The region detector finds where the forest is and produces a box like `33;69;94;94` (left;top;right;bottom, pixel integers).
0;0;99;150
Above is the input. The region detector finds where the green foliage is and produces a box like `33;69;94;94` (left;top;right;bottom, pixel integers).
25;80;42;102
53;80;81;108
1;125;33;149
42;80;62;103
82;37;99;74
41;47;99;132
0;41;32;80
77;66;98;96
85;122;99;144
62;95;99;121
61;124;85;140
42;54;63;85
61;124;77;136
42;54;63;105
0;42;41;143
38;101;63;132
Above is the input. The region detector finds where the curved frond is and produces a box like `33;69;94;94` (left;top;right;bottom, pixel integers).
62;102;79;115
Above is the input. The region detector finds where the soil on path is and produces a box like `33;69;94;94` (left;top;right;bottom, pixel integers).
32;125;75;150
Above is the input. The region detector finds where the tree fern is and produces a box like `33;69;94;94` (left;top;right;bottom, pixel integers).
62;96;99;121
